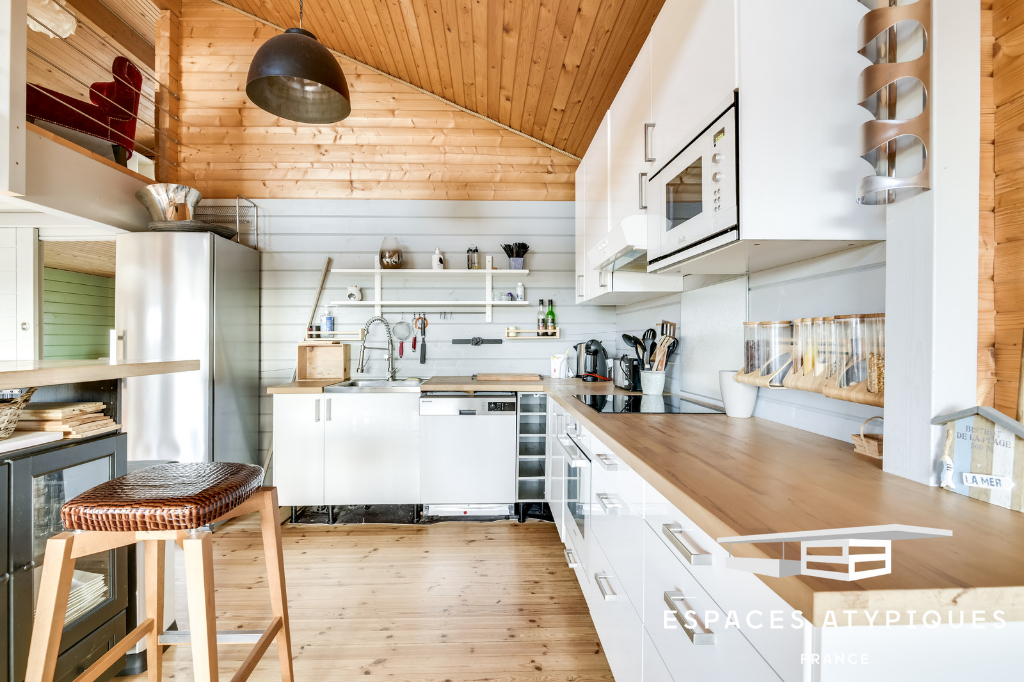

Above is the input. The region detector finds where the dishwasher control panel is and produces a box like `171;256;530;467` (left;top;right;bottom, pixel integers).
487;401;516;412
420;392;517;416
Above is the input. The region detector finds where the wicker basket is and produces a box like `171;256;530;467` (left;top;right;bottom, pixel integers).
851;415;883;459
0;387;38;439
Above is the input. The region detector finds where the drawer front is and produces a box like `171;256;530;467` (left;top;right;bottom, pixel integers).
591;463;645;612
590;435;645;512
643;524;780;682
644;482;805;681
586;534;643;682
642;629;673;682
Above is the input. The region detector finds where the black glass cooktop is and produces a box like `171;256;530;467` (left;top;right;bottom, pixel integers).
572;394;725;415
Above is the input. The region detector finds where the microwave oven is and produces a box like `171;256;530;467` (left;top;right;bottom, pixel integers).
646;104;738;269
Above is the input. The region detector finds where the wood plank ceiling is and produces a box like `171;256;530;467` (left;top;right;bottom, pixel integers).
218;0;665;158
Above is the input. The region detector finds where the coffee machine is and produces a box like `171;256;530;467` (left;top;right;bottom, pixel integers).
576;339;610;382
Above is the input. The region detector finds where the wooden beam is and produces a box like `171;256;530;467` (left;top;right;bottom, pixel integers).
63;0;156;70
153;0;182;15
156;9;180;182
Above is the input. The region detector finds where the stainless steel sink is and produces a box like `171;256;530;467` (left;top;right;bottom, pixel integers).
325;378;423;393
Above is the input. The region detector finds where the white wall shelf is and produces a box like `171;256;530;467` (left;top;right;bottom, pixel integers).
329;268;530;321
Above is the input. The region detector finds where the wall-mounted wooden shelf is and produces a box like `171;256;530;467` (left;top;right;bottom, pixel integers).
734;361;884;408
505;327;560;339
330;268;531;322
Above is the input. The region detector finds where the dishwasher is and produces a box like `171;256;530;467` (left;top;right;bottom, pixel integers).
420;392;517;517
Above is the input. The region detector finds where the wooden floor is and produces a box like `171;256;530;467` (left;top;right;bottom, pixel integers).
126;516;611;681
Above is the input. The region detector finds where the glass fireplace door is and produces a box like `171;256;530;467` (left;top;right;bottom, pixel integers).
11;436;128;682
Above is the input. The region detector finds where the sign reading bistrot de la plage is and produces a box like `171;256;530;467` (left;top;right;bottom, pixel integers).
934;406;1024;512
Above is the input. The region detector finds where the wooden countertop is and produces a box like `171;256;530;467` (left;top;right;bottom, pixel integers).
0;358;200;390
266;380;343;394
418;376;1024;626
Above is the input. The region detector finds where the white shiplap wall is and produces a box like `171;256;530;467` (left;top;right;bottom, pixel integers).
235;199;616;459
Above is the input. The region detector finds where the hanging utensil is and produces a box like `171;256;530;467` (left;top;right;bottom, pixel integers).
415;315;428;365
393;319;412;359
622;334;644;365
641;328;657;368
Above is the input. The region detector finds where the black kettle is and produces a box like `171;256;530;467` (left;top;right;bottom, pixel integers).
583;340;609;382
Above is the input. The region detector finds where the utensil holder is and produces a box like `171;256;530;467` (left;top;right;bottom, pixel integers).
641;371;665;395
509;257;524;270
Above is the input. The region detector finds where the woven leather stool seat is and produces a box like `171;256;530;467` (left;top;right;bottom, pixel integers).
61;462;264;531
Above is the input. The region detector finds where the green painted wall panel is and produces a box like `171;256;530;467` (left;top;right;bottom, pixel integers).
42;268;115;360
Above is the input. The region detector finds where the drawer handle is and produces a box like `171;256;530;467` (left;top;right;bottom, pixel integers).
664;591;715;645
663;523;713;565
595;492;622;513
564;548;579;568
564;443;590;468
593;452;618;470
314;398;320;423
595;572;622;601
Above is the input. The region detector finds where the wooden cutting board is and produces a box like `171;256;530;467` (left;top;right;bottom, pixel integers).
19;402;105;420
474;373;542;382
17;414;108;432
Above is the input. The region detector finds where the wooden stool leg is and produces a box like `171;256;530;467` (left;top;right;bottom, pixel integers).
258;488;295;682
144;539;166;682
25;534;77;682
183;532;219;682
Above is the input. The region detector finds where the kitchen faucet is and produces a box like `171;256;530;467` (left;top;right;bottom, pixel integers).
356;315;396;380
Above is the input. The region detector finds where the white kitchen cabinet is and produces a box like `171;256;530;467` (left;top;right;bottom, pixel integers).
609;37;652;232
324;393;420;504
272;394;325;506
649;0;737;163
642;629;673;682
575;158;587;304
584;113;611;255
586;537;643;682
545;401;566;541
642;522;780;682
590;450;645;610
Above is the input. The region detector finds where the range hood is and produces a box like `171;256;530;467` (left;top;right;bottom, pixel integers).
587;215;648;272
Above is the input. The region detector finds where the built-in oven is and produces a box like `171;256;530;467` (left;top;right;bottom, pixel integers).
557;418;590;573
647;102;738;270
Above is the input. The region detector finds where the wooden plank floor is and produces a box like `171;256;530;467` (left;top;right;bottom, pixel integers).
127;517;611;681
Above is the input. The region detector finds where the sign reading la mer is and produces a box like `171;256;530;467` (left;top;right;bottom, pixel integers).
934;406;1024;512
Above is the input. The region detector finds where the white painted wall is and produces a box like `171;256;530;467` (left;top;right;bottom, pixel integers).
243;199;615;460
615;244;886;442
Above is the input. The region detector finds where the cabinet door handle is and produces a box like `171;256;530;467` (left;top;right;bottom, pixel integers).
639;172;648;209
326;398;332;421
594;451;618;470
0;573;8;584
663;523;713;565
595;572;622;601
564;548;579;568
577;274;584;297
664;591;715;644
595;492;622;513
644;123;656;162
16;561;36;572
598;271;608;288
314;399;321;422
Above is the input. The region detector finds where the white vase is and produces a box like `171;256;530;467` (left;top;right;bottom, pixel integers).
719;369;757;418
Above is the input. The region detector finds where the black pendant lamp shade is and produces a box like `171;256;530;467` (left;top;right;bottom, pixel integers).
246;27;351;124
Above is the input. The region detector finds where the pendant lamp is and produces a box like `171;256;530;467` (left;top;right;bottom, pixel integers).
245;0;351;124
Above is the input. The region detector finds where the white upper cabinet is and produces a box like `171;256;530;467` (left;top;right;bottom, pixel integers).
649;0;738;163
575;159;587;304
584;113;611;255
608;37;653;232
735;0;884;241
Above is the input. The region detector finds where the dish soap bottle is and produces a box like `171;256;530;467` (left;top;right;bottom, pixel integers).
321;307;335;334
432;248;444;270
516;282;525;301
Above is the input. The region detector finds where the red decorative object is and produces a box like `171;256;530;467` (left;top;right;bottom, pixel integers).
26;56;142;165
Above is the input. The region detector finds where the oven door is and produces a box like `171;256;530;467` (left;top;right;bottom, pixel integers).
647;106;738;266
560;431;590;571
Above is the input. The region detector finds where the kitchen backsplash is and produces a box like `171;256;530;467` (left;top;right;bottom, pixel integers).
211;198;616;459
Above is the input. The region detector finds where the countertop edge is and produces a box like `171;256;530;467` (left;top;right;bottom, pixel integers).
0;359;201;390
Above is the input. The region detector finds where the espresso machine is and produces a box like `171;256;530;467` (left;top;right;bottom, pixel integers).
575;340;610;382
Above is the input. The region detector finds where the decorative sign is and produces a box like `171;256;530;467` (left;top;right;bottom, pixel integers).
934;406;1024;513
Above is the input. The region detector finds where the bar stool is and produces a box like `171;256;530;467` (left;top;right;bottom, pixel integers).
25;463;294;682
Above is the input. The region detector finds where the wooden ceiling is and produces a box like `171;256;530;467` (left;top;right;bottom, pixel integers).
219;0;665;157
43;241;116;278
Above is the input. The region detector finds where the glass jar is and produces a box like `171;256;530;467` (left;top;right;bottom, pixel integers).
796;318;815;377
758;321;793;386
835;315;867;387
378;236;402;269
866;313;885;393
743;322;760;374
790;318;804;377
812;317;831;377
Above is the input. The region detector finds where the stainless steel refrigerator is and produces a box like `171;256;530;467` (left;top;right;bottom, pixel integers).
114;232;260;465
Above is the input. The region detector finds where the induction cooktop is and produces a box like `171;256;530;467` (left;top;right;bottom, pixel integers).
572;394;725;415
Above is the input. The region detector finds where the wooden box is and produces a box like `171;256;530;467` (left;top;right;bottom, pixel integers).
934;406;1024;512
297;343;351;381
